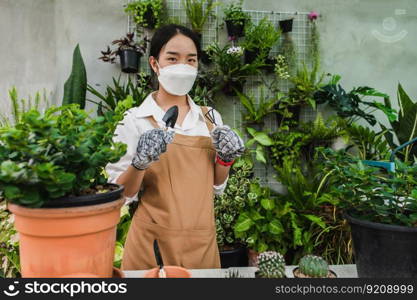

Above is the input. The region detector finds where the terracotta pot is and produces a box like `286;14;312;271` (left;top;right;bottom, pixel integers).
144;266;191;278
248;249;259;267
112;267;125;278
8;193;125;278
58;273;100;278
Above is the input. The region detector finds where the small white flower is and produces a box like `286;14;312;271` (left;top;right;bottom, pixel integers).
226;46;243;56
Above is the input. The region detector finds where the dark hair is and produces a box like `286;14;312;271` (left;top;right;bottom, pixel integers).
149;24;202;60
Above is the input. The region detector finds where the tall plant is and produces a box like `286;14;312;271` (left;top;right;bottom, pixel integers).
62;44;87;109
184;0;218;34
381;84;417;162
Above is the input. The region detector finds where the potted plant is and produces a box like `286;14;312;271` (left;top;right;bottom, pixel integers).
0;104;128;278
279;18;294;33
184;0;218;40
99;33;149;74
215;157;254;268
236;88;282;131
241;18;281;64
293;255;336;278
234;179;284;266
321;148;417;278
208;44;262;97
200;43;217;65
124;0;164;30
255;251;286;278
223;0;250;39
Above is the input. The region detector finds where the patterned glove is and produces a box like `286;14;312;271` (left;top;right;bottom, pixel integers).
132;129;175;170
210;125;245;163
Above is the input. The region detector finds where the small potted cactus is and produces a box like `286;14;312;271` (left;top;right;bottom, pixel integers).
255;251;286;278
293;255;337;278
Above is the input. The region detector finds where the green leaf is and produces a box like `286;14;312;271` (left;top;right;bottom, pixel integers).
253;131;273;146
260;198;275;210
268;219;284;235
255;145;267;164
302;214;326;229
62;44;87;108
234;213;254;232
4;185;21;200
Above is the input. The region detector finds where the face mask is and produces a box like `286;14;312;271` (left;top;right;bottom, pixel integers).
156;61;198;96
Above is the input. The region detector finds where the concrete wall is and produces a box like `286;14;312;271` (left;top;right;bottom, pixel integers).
1;0;416;119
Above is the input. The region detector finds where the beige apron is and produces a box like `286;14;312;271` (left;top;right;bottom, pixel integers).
121;106;221;270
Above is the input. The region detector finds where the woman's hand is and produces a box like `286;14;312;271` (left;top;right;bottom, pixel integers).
131;128;175;170
210;125;245;163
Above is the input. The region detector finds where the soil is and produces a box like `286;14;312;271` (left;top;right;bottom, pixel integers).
73;184;119;197
293;268;337;278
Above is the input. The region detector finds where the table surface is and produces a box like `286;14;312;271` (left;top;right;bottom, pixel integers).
123;264;358;278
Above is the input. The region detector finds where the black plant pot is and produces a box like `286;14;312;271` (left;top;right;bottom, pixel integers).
244;49;259;64
220;246;249;268
261;57;277;73
345;212;417;278
279;19;294;33
225;19;246;38
142;7;157;29
200;50;212;65
119;49;141;73
42;184;124;208
222;80;244;97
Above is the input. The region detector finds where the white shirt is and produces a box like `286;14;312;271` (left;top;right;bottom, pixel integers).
105;92;229;205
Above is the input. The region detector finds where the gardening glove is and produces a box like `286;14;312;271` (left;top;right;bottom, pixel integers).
131;128;175;170
210;125;245;163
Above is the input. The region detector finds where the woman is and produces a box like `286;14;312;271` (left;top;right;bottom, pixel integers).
106;24;245;270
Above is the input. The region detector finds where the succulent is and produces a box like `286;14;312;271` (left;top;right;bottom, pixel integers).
257;251;286;278
225;269;242;278
298;255;329;278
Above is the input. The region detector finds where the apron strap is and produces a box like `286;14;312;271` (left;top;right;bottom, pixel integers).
146;116;161;129
146;106;215;132
201;106;214;132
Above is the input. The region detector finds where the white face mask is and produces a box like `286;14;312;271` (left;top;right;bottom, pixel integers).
156;61;198;96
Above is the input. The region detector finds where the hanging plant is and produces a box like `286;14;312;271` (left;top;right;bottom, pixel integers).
99;33;149;73
241;18;280;64
124;0;164;30
223;0;250;39
184;0;218;37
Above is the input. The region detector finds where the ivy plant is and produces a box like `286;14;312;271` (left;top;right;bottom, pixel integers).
0;103;128;208
124;0;164;29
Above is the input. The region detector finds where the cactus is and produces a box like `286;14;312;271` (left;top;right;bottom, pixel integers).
298;255;329;278
257;251;286;278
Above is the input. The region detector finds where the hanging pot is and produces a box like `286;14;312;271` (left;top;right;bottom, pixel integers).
219;245;249;268
261;57;277;73
345;211;417;278
279;18;294;33
200;50;212;65
7;184;125;278
225;19;246;38
119;49;141;73
244;48;259;64
142;6;157;29
222;80;244;97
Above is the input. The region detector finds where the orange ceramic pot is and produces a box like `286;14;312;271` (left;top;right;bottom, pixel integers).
144;266;191;278
7;189;125;278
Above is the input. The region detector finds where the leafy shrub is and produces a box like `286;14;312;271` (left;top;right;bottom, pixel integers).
0;103;128;208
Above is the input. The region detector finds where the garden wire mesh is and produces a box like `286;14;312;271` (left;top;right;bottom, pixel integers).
125;0;315;191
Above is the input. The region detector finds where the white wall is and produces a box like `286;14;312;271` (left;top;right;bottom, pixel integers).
1;0;416;118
